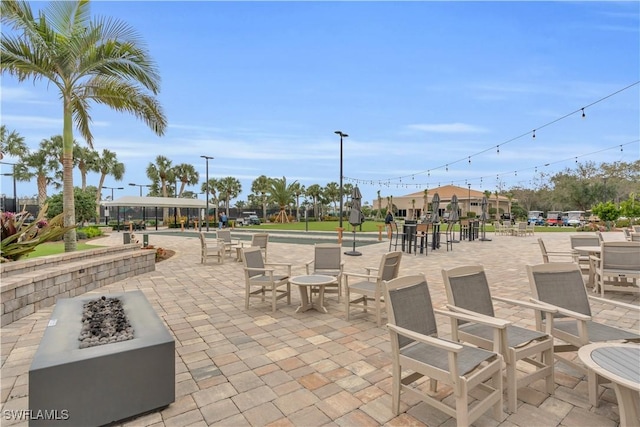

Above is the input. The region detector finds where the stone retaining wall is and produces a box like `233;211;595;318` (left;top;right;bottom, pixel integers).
0;245;156;326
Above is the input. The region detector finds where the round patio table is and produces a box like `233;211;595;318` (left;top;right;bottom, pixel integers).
578;343;640;427
290;274;337;313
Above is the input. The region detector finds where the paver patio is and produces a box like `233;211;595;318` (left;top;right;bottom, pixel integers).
1;229;638;426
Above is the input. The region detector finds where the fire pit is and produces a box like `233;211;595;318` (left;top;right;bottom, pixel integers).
29;291;175;426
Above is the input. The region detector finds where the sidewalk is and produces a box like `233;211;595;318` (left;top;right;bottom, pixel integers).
1;231;638;426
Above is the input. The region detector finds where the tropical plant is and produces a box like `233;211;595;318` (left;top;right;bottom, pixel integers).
95;149;125;219
47;187;98;225
173;163;199;217
0;125;27;160
268;176;297;223
619;193;640;223
1;0;167;252
290;181;305;220
324;182;340;214
75;146;99;190
306;184;322;219
591;201;620;230
147;155;173;221
1;205;75;262
251;175;271;222
19;147;58;208
218;176;242;215
200;177;219;219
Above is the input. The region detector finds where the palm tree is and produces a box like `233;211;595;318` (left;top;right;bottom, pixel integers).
218;176;242;215
0;125;27;160
200;177;219;222
290;182;305;221
20;149;58;208
324;182;340;215
306;184;322;219
75;146;99;190
95;149;125;220
251;175;271;222
147;155;173;222
1;0;167;251
269;177;297;223
173;163;199;217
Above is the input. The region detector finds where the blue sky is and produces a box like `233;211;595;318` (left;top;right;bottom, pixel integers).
1;1;639;206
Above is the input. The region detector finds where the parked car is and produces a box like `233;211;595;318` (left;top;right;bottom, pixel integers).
236;212;260;226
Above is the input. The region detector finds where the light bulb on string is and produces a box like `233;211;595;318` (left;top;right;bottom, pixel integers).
532;130;536;139
620;145;623;152
446;164;449;172
496;145;500;154
582;108;586;118
468;156;471;163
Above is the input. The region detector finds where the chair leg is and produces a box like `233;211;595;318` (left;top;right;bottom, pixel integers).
455;388;470;427
392;361;401;415
588;369;599;407
272;286;277;312
506;362;517;413
245;284;250;309
545;346;555;395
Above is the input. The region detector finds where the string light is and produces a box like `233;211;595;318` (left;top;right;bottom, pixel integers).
581;108;586;118
532;130;536;139
496;145;500;154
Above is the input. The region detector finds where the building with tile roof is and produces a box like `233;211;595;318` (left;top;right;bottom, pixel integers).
371;184;513;220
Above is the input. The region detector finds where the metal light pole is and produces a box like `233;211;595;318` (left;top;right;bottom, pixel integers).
334;131;348;229
129;183;151;225
128;183;151;197
102;186;123;225
468;183;471;216
201;155;214;231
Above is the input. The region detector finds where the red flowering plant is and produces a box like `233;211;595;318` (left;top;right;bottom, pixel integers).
1;204;75;262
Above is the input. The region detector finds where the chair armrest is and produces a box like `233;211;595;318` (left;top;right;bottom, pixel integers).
437;307;509;328
588;296;640;311
244;267;270;274
264;262;291;274
365;267;379;275
343;271;378;280
387;324;463;352
265;262;292;267
530;298;591;321
492;296;558;313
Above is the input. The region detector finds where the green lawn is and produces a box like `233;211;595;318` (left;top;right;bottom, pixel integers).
24;241;105;259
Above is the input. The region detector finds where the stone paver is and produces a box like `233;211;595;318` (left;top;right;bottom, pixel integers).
1;229;638;426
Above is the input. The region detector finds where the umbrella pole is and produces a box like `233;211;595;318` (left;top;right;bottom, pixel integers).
479;219;492;241
344;229;362;256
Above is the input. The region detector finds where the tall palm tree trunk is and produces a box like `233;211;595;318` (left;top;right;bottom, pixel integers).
63;104;77;252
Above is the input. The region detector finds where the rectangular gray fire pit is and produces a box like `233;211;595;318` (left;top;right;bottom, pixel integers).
29;290;175;426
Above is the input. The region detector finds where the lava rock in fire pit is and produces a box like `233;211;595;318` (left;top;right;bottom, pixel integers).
78;296;134;348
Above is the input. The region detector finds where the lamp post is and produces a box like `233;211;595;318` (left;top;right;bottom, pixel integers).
102;186;123;225
129;182;152;225
102;186;124;201
128;183;151;197
334;131;348;229
468;183;471;216
201;155;214;231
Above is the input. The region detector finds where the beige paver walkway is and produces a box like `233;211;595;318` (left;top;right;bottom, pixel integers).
1;230;638;426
